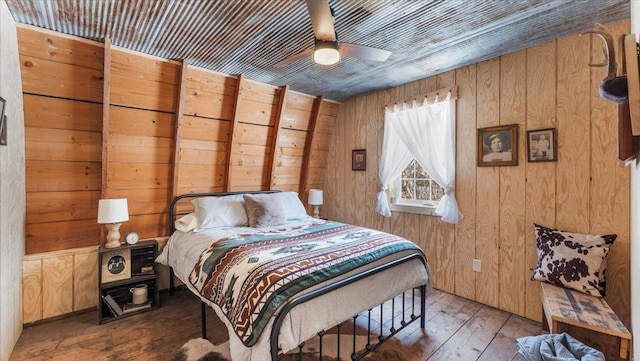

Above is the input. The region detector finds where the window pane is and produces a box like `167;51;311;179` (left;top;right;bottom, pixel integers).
397;159;446;203
431;180;444;200
402;160;416;178
415;161;428;178
416;180;430;200
401;179;414;199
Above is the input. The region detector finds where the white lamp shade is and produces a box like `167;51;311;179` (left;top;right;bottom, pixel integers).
97;198;129;224
308;189;324;206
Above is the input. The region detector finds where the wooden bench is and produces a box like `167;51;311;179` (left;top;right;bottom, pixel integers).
540;282;632;360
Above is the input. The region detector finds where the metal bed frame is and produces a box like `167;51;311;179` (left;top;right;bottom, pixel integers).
167;191;429;361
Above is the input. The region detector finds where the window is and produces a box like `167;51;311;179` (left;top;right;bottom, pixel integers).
389;160;445;215
378;92;461;222
398;160;445;205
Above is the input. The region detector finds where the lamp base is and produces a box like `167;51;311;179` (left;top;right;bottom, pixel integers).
104;223;122;248
312;205;320;219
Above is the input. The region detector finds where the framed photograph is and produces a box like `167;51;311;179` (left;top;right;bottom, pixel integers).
101;248;131;283
477;124;519;167
527;128;557;162
352;149;366;171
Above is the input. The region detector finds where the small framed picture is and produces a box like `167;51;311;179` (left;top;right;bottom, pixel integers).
0;97;6;146
101;248;131;283
527;128;557;162
477;124;519;167
352;149;366;171
0;97;5;121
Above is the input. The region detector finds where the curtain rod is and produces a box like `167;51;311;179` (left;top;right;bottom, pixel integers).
385;86;458;109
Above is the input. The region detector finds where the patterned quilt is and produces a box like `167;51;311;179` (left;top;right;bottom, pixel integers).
188;221;423;347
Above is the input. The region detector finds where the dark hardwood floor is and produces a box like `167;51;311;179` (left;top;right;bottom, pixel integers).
10;288;542;361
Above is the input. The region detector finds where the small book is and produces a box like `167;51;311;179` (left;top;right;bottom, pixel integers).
122;300;153;314
101;295;118;318
102;294;123;316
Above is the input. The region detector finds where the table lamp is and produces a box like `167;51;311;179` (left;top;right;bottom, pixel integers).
308;189;323;219
97;198;129;248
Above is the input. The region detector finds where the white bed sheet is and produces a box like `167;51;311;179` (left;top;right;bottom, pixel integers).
157;219;431;361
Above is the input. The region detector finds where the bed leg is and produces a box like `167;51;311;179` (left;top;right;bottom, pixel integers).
420;285;426;328
169;267;175;296
201;301;207;339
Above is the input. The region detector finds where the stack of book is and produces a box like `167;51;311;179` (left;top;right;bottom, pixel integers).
122;300;153;314
102;294;152;317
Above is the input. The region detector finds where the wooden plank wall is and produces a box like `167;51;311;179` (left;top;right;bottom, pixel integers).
177;67;236;195
104;47;180;237
324;19;631;326
272;90;310;193
21;29;104;255
22;247;98;323
20;25;338;257
19;25;339;321
228;79;280;191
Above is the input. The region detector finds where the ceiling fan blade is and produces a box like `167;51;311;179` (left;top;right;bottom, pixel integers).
340;42;391;61
305;0;336;41
273;48;314;68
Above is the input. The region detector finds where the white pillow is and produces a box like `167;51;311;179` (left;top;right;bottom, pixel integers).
174;213;198;233
278;192;309;220
192;194;248;230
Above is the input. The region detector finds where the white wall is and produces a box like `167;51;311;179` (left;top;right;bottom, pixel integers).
631;3;639;360
0;1;25;360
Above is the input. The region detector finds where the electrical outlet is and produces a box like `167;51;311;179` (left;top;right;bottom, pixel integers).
473;259;481;272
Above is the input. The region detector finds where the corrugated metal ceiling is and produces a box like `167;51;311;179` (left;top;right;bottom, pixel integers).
5;0;630;101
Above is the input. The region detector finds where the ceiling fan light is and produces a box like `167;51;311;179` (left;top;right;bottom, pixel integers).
314;39;340;65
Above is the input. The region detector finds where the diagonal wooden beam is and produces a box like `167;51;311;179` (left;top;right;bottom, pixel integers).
225;74;245;191
299;95;323;198
170;59;189;199
101;38;112;199
267;85;289;190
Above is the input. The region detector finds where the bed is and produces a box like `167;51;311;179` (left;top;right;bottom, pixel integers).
157;190;432;361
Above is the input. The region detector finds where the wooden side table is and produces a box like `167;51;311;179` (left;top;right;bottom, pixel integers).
98;239;159;324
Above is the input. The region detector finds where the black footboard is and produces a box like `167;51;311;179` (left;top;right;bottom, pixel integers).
200;284;427;361
269;252;428;360
284;284;427;361
199;252;429;360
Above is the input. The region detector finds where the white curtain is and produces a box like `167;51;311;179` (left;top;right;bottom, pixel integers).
376;116;414;217
376;95;462;224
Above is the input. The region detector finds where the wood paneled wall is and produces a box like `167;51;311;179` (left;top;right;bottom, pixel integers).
21;30;105;255
20;25;338;255
23;246;98;323
324;19;631;326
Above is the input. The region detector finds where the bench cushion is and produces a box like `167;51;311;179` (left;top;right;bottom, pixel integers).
531;224;616;297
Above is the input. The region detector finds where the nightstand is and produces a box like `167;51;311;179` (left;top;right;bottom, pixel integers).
98;239;159;324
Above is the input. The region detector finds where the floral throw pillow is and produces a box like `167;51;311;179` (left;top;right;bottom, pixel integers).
531;224;616;297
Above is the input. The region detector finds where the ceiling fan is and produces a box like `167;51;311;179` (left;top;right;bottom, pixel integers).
274;0;392;67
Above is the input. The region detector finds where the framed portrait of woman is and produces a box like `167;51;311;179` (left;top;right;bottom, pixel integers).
477;124;519;167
